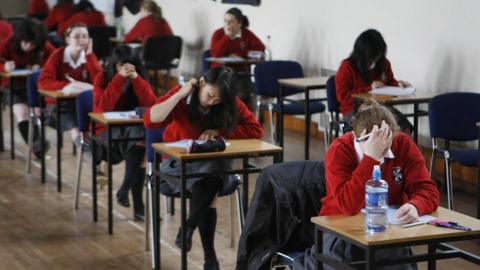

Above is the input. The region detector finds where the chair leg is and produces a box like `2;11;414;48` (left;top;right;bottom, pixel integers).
162;195;169;217
255;96;262;121
229;192;235;248
429;139;437;174
268;104;275;144
26;112;34;174
443;151;454;210
322;112;329;151
145;174;151;251
235;185;244;232
72;142;77;156
74;145;84;209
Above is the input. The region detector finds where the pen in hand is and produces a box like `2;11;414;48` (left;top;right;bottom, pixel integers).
355;126;387;142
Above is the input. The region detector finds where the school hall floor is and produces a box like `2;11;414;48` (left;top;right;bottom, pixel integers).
0;120;479;269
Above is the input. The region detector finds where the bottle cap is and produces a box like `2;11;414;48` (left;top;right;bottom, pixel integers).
372;165;381;180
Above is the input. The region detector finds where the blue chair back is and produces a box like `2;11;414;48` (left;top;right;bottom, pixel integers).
254;61;304;98
75;90;93;133
27;71;42;107
146;128;164;162
202;49;211;73
326;75;340;113
429;92;480;141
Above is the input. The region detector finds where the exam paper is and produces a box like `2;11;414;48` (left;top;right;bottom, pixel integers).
165;139;231;149
103;111;137;119
371;86;416;96
361;207;436;225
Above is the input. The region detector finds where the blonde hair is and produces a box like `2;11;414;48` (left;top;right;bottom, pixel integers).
64;23;88;39
352;101;399;137
142;0;162;21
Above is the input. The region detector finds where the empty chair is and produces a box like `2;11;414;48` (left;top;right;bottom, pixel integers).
254;60;327;159
143;35;182;91
88;26;116;62
428;92;480;217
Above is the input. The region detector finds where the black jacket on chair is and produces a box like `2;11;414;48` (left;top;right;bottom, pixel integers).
236;161;326;270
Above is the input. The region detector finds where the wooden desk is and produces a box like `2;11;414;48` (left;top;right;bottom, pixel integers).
205;57;262;65
353;92;437;143
277;76;329;161
38;90;80;191
311;207;480;269
151;139;282;270
89;113;144;235
0;70;35;158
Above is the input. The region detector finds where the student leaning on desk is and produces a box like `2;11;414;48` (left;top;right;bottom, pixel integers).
336;29;413;133
144;66;263;270
292;102;439;270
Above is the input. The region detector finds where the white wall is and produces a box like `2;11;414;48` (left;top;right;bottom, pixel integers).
122;0;480;144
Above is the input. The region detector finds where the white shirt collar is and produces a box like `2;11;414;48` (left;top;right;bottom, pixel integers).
63;46;87;69
233;30;242;39
353;134;395;165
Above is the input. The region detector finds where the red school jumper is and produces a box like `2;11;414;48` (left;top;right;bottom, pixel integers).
59;11;107;36
0;20;13;42
37;47;103;105
210;28;265;69
123;15;173;44
93;73;157;135
335;58;399;115
320;132;439;216
28;0;50;16
44;3;76;33
143;86;264;142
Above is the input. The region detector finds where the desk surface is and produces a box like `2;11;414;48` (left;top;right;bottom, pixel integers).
152;139;282;160
205;57;262;65
311;207;480;246
89;112;144;126
353;92;437;105
278;76;329;89
0;70;34;78
39;89;80;99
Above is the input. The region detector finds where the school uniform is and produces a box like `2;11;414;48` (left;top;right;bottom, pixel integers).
123;14;173;44
0;20;13;42
0;37;55;103
38;46;102;131
28;0;50;16
44;3;76;33
143;85;263;191
293;132;439;270
59;11;106;36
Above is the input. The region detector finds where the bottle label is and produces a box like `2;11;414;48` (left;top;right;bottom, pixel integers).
366;192;387;207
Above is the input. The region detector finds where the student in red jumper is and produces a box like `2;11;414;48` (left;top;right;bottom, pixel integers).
38;23;103;146
144;67;263;270
336;29;413;132
93;45;156;220
210;8;265;110
293;103;439;270
123;0;173;44
44;0;76;33
28;0;50;18
0;9;13;42
0;18;55;158
59;0;106;36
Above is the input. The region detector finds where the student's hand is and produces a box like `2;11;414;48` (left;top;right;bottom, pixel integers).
371;80;385;89
4;61;15;72
198;129;219;141
224;27;238;38
85;38;93;55
395;203;419;224
359;120;392;161
118;63;137;79
176;78;198;99
30;64;40;71
398;80;412;88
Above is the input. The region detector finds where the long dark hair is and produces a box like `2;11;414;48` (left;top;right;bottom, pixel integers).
101;45;147;110
188;67;238;133
10;18;48;65
76;0;96;12
348;29;387;83
226;7;249;28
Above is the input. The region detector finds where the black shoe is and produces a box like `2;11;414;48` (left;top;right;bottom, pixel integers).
175;226;194;252
134;211;145;221
117;195;130;208
204;260;220;270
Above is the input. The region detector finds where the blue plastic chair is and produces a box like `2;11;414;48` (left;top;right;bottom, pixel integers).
325;75;346;144
202;49;211;73
73;90;93;209
26;71;42;173
428;92;480;217
254;61;327;157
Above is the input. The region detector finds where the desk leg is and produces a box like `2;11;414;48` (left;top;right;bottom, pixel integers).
428;243;437;270
91;122;98;222
9;78;14;159
180;161;187;270
366;248;375;270
278;85;284;162
242;157;249;216
0;92;3;151
314;227;323;270
413;103;419;143
107;126;113;235
40;97;46;183
152;155;160;270
56;103;62;192
305;88;310;160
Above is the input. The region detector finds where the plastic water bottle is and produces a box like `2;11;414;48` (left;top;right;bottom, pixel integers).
365;165;388;233
264;35;272;61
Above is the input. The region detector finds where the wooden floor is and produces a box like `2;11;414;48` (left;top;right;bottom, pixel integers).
0;119;479;270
